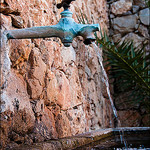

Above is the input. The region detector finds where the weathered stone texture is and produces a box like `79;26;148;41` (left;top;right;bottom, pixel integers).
111;0;132;15
108;0;149;128
113;15;138;33
118;110;142;127
132;5;139;13
139;8;150;26
133;0;147;8
0;0;112;149
11;15;24;28
138;24;149;38
121;32;144;48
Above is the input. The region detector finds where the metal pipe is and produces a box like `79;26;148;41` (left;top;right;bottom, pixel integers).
5;25;61;39
5;8;100;47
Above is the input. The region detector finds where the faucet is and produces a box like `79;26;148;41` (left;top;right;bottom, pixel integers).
4;0;100;47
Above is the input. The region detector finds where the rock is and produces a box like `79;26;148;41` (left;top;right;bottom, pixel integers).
55;112;72;138
28;47;47;86
138;24;149;38
11;15;24;28
110;14;115;19
5;142;19;150
46;69;82;110
132;5;140;13
9;39;33;73
115;91;140;110
133;0;146;8
121;32;144;48
12;109;35;135
113;15;138;33
0;13;12;29
0;71;35;116
118;110;141;127
139;8;150;26
61;46;76;66
122;10;132;15
111;0;132;15
31;99;45;115
142;114;150;126
0;111;12;149
0;109;35;149
112;33;122;43
65;105;87;135
27;79;43;99
109;29;114;36
135;24;139;29
3;0;23;14
85;65;92;78
0;6;17;14
33;107;58;141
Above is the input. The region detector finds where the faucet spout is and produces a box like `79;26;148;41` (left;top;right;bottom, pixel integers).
78;24;100;45
5;9;100;47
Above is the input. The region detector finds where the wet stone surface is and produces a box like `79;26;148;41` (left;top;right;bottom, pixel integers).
8;127;150;150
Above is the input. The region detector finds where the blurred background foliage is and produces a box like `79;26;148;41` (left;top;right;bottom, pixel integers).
76;10;150;115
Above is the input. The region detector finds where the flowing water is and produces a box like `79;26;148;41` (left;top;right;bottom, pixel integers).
90;43;128;148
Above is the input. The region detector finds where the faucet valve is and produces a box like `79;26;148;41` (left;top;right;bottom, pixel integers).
5;0;100;47
57;0;76;10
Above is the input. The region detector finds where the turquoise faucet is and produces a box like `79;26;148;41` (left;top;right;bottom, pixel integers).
5;1;100;47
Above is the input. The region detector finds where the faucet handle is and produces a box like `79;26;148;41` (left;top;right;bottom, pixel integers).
57;0;75;10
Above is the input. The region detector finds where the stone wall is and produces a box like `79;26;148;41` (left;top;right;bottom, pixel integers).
108;0;149;50
107;0;150;127
0;0;113;149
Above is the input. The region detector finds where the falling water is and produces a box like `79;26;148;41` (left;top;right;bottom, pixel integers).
91;43;128;148
92;43;118;124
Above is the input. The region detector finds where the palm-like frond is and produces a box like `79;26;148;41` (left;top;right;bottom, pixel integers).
145;0;150;8
97;31;150;111
76;10;150;112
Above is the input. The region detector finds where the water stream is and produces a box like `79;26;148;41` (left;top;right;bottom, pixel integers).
90;43;128;148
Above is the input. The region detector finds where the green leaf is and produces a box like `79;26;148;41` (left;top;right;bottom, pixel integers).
76;9;150;114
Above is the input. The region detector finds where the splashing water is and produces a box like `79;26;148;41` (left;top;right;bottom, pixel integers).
90;43;128;148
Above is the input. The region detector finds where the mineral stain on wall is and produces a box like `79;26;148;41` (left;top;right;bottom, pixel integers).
0;0;113;149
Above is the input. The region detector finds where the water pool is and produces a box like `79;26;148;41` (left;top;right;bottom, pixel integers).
74;127;150;150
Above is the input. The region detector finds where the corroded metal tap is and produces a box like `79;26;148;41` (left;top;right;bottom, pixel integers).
5;0;100;47
57;0;76;9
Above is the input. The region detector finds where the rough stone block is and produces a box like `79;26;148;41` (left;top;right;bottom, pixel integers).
138;24;149;38
133;0;146;8
11;15;24;28
113;15;138;33
139;8;150;26
111;0;132;15
132;5;140;13
121;32;144;48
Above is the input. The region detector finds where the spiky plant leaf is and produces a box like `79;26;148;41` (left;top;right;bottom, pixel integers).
76;10;150;113
97;32;150;111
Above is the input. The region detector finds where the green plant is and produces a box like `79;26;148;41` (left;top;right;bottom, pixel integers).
97;31;150;112
145;0;150;8
76;11;150;113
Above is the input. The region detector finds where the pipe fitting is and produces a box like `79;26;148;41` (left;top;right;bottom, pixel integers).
5;9;100;47
78;24;100;45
